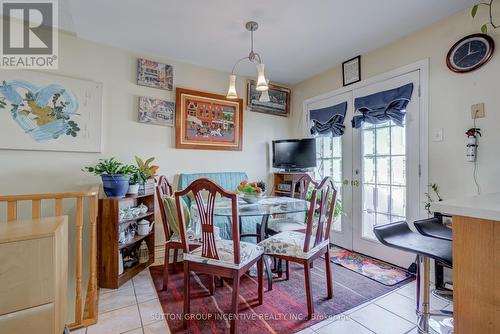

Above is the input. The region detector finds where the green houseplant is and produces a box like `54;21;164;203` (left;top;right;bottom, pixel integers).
127;166;148;195
83;157;133;198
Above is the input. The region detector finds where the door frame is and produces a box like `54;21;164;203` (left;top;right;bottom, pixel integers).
302;59;429;256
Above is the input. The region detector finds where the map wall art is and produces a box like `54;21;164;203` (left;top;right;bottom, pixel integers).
175;88;243;151
0;71;102;152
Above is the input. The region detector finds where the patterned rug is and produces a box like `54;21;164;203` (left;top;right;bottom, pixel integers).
150;255;412;333
329;245;414;286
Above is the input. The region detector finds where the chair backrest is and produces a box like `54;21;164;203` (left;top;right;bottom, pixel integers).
175;178;241;264
291;174;319;200
303;177;338;253
156;176;174;240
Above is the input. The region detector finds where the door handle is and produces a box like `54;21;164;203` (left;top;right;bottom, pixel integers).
351;180;360;187
342;179;349;185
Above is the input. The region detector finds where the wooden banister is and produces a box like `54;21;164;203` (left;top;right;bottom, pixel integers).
0;186;100;330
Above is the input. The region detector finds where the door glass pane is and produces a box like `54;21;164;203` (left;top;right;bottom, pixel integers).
391;156;406;186
376;157;390;184
363;158;375;183
315;137;342;232
376;126;390;155
361;121;407;241
391;126;405;155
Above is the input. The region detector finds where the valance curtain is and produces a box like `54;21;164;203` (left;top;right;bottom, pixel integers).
351;83;413;128
309;101;347;137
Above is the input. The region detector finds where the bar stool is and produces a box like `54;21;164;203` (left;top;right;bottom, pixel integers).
373;221;453;333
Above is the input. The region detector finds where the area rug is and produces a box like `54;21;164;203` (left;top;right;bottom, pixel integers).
150;256;412;333
329;245;414;286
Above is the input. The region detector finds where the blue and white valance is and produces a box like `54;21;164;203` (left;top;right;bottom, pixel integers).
309;101;347;137
351;83;413;128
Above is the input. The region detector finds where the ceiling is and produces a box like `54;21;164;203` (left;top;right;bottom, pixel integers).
62;0;474;84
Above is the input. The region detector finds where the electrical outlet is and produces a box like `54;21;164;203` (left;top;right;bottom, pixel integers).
471;103;485;119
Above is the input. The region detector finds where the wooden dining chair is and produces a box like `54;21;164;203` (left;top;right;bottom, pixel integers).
175;178;264;334
156;175;200;290
267;174;319;276
259;177;337;319
267;174;319;235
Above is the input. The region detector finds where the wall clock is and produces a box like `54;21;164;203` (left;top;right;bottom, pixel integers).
446;33;494;73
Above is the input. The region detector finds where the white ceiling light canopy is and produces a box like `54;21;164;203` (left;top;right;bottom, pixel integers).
227;21;269;99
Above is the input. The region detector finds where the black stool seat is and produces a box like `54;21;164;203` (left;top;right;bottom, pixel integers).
374;221;452;267
414;218;452;241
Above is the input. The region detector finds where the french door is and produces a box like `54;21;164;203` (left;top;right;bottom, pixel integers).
308;91;353;249
306;69;424;268
352;70;420;268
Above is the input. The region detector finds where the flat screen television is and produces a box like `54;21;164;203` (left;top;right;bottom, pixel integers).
272;138;317;171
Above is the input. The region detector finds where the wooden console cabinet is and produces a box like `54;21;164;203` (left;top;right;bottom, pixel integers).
0;216;68;334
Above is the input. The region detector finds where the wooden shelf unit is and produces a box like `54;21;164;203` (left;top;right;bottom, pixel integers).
98;193;155;289
272;171;311;198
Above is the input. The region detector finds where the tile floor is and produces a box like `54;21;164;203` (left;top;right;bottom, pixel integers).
72;269;452;334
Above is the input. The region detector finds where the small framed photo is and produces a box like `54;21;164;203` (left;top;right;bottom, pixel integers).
246;80;291;117
342;55;361;86
138;96;175;127
137;58;173;90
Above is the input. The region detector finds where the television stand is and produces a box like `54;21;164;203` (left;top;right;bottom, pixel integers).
272;171;312;198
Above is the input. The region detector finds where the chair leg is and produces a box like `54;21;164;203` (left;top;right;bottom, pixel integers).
209;275;215;295
277;259;283;278
172;248;179;273
230;272;240;334
162;246;170;291
325;249;333;299
183;261;190;330
285;260;290;281
304;261;314;320
257;257;263;305
264;255;273;291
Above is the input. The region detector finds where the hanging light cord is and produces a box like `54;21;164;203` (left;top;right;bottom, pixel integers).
230;27;262;74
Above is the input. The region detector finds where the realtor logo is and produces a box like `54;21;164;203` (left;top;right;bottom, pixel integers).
1;0;58;69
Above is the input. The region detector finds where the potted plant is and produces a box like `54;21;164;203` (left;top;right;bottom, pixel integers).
83;157;133;198
135;156;159;192
128;166;147;195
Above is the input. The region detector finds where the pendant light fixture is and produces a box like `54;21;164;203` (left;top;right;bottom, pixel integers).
259;80;270;102
227;21;269;99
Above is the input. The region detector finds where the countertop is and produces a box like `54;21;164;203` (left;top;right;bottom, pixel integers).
431;192;500;221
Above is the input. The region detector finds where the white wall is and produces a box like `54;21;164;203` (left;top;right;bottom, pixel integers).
291;6;500;199
0;30;292;197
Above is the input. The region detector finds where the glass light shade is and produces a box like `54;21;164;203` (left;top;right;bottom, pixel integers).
226;74;238;99
259;81;270;102
255;63;268;91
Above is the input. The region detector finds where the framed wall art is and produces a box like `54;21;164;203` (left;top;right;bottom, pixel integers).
342;55;361;86
138;96;174;127
137;58;173;90
247;80;291;117
175;88;243;151
0;70;102;152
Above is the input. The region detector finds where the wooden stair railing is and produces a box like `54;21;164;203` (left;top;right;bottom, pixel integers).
0;186;100;330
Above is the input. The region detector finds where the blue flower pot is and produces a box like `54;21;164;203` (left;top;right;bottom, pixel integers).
101;174;130;198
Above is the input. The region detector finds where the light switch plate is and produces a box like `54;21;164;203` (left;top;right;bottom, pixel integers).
432;128;444;142
471;103;485;119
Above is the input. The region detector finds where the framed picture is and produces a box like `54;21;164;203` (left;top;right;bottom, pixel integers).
175;88;243;151
246;80;291;117
137;58;173;90
342;55;361;86
138;97;174;127
0;70;102;152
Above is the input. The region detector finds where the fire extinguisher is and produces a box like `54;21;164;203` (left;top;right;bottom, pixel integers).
466;128;481;162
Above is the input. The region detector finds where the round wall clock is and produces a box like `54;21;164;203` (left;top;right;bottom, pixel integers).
446;33;495;73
